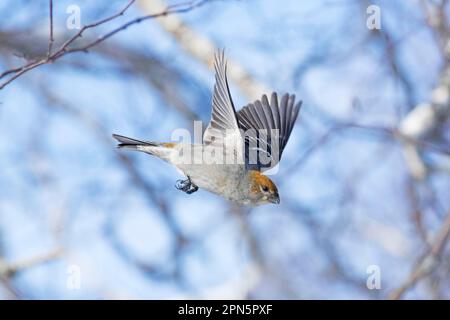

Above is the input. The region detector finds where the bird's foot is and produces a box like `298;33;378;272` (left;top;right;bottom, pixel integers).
186;185;198;194
175;176;198;194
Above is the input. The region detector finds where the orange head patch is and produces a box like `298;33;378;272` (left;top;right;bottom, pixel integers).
249;170;278;194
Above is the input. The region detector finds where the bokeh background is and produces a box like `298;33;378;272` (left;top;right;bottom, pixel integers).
0;0;449;299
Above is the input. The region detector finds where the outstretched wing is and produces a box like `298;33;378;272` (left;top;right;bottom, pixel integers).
236;92;302;171
203;51;243;161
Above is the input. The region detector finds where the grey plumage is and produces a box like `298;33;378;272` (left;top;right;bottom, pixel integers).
203;50;239;146
237;92;302;170
203;52;302;171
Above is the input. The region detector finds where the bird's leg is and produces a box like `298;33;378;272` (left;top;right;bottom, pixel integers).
175;176;198;194
186;184;198;194
175;178;191;192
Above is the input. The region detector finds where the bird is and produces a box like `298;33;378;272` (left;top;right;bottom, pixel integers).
113;51;302;206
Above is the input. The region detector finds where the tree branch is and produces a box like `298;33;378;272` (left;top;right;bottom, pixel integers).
0;248;62;279
389;211;450;299
0;0;212;90
137;0;270;100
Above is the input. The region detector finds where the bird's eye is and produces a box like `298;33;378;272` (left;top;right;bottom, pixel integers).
262;185;269;192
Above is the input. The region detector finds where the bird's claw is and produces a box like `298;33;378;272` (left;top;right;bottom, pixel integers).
186;185;198;194
175;177;198;194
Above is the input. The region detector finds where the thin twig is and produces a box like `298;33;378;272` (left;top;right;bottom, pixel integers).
0;247;62;278
0;0;137;87
0;0;211;90
388;212;450;299
282;125;344;178
60;0;210;55
338;121;450;156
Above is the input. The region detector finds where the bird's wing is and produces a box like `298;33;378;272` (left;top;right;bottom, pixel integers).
203;51;243;161
236;92;302;171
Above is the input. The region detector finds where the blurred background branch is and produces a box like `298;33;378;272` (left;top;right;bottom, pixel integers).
389;211;450;299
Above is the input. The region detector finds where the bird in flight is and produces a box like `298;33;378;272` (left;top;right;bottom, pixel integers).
113;51;302;206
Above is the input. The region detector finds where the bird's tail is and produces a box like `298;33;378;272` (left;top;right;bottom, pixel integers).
112;134;176;162
112;134;158;150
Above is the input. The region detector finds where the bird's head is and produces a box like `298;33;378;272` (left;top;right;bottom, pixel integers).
248;170;280;205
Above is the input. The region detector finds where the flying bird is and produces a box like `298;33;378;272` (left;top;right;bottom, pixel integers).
113;51;302;205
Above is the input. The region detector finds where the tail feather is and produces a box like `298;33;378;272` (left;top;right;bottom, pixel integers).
112;134;158;150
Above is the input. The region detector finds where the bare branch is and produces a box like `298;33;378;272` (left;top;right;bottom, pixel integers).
0;247;62;278
137;0;270;100
389;212;450;299
0;0;213;90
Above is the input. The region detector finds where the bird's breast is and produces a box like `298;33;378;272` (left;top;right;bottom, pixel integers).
176;163;247;201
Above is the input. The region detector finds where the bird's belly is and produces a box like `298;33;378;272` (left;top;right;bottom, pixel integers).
175;164;244;200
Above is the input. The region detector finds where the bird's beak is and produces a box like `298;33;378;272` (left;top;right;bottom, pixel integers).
269;194;280;204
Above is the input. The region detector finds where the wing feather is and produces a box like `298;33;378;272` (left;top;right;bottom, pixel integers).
203;50;242;151
236;92;302;171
